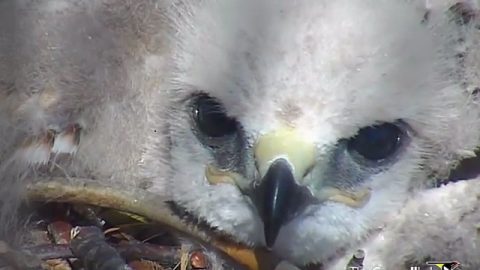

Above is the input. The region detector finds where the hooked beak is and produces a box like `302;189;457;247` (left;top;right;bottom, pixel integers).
204;127;372;247
252;128;317;248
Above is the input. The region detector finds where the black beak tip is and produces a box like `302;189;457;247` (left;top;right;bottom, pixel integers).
264;221;281;248
253;158;309;248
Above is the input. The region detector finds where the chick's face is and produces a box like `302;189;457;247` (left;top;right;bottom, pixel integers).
161;0;478;265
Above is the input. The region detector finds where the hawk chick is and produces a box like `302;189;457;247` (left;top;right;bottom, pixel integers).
1;0;480;268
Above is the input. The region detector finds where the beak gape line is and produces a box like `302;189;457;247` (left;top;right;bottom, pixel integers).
205;164;244;186
205;128;372;248
205;162;372;248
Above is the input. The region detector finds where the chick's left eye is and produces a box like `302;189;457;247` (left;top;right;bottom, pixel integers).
347;123;403;161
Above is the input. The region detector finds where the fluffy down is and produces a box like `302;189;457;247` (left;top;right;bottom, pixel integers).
0;0;480;269
330;178;480;270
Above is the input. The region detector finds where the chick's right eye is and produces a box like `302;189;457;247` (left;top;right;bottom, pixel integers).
193;95;238;138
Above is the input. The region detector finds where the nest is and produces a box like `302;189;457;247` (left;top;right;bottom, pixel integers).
0;177;278;270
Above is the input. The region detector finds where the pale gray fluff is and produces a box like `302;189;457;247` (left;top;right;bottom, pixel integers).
1;0;480;268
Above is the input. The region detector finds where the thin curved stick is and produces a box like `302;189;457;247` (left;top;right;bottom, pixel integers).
26;177;207;241
26;177;276;270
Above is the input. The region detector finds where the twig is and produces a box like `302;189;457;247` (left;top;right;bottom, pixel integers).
0;240;44;270
70;226;132;270
23;244;73;260
26;178;277;270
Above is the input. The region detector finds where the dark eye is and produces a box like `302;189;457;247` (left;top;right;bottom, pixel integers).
193;95;238;138
347;123;403;161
